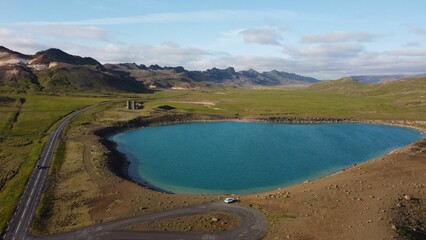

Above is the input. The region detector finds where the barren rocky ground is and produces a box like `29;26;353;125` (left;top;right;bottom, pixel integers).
41;108;425;239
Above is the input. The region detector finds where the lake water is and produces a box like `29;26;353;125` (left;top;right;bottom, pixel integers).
110;122;423;194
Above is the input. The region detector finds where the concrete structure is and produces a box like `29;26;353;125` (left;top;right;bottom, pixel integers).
126;100;142;110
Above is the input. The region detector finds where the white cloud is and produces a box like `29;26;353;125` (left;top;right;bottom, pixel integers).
191;55;293;72
190;45;426;79
238;26;284;45
412;27;426;35
81;42;208;67
346;54;426;75
190;54;356;79
1;27;425;80
385;48;426;57
0;28;13;36
0;27;48;54
403;42;421;47
29;25;107;40
0;27;207;67
284;43;364;59
302;31;377;43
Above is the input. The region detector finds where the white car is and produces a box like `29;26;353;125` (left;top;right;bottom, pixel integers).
224;197;235;203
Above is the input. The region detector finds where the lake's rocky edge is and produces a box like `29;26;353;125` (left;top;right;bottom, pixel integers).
93;113;425;193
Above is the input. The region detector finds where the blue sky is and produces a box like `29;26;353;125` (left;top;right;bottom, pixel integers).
1;0;426;79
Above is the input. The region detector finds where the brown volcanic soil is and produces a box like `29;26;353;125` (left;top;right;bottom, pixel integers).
125;211;239;232
44;111;426;239
241;138;426;240
44;126;218;233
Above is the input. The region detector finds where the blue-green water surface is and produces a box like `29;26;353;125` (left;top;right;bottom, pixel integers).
110;122;423;194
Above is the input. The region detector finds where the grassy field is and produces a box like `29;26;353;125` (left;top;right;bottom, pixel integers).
135;86;426;121
0;94;108;235
0;78;425;235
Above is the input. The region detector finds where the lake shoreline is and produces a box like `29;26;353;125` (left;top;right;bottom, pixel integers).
94;113;425;194
94;113;234;193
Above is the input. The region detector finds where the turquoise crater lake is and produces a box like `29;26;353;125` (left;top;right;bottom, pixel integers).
110;122;423;194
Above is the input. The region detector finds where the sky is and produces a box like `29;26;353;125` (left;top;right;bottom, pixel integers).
1;0;426;79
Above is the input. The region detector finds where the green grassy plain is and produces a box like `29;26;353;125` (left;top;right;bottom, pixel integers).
0;77;425;235
0;94;108;234
137;86;425;120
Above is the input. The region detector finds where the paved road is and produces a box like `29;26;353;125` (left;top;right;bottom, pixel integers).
36;201;267;240
3;102;268;240
3;105;95;240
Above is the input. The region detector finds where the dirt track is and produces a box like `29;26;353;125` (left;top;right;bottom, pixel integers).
37;201;267;240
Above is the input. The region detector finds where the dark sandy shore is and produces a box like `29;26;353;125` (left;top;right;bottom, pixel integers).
94;113;237;192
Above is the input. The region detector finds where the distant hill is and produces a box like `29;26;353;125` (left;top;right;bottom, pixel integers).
309;76;426;96
351;74;426;83
0;47;149;93
104;64;319;89
30;48;100;66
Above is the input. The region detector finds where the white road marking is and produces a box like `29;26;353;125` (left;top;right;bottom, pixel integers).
5;107;95;239
11;127;59;236
9;114;77;237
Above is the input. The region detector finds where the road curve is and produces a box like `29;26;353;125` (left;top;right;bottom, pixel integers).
3;102;268;240
3;105;97;240
36;201;267;240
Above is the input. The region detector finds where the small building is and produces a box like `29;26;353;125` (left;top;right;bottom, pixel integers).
126;100;143;110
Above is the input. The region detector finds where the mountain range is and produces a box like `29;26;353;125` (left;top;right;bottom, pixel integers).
3;46;423;94
0;46;318;93
103;63;319;89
